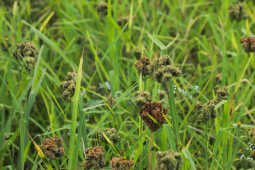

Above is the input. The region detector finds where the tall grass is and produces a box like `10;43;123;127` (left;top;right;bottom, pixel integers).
0;0;255;169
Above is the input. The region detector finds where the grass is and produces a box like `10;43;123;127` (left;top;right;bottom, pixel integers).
1;0;255;169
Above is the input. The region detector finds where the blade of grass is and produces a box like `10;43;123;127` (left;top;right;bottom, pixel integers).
22;20;76;69
68;53;83;170
18;46;46;170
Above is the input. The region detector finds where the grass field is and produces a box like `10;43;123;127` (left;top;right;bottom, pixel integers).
1;0;255;169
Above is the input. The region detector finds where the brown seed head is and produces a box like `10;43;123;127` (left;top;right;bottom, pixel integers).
240;37;255;52
83;146;106;169
111;157;134;170
135;56;152;76
139;100;167;131
40;136;65;160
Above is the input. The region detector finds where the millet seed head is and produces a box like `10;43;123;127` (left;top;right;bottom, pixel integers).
111;157;134;170
134;91;151;106
152;55;181;84
99;128;120;144
96;2;108;16
61;72;77;100
13;40;38;71
83;146;107;169
229;3;247;21
215;86;228;100
40;136;65;160
156;149;182;170
139;100;167;131
240;36;255;52
135;56;152;76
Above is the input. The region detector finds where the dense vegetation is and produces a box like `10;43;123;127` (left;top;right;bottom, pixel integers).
1;0;255;169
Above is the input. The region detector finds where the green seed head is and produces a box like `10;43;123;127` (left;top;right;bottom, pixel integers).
13;40;38;71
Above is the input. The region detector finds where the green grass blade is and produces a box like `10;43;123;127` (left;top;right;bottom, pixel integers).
68;55;83;170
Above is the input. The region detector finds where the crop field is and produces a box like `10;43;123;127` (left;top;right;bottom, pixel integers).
1;0;255;170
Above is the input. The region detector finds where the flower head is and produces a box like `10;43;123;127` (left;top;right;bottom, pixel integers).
96;2;108;16
134;91;151;106
40;136;65;160
83;146;107;169
240;37;255;52
156;150;182;170
99;128;120;144
139;100;167;131
111;157;134;170
152;56;181;84
196;100;216;123
61;72;77;99
13;40;38;71
229;3;247;21
135;56;152;76
215;86;228;100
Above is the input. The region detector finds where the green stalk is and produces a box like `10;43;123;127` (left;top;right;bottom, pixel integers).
166;79;179;150
68;56;83;170
18;47;45;170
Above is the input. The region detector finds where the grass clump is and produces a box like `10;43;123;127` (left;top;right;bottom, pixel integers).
2;0;255;170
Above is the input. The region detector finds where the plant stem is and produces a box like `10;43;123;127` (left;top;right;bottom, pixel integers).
148;133;153;170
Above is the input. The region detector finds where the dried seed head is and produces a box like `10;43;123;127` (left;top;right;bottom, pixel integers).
67;72;76;79
154;65;181;83
134;91;151;106
96;2;108;16
166;65;182;77
13;40;38;71
196;100;216;123
156;150;182;170
83;146;107;169
158;55;172;66
40;136;65;160
111;157;134;170
153;56;181;84
215;86;228;100
135;56;152;76
117;15;135;26
99;128;120;144
229;3;247;21
240;37;255;52
61;72;76;100
86;146;104;159
139;100;167;131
